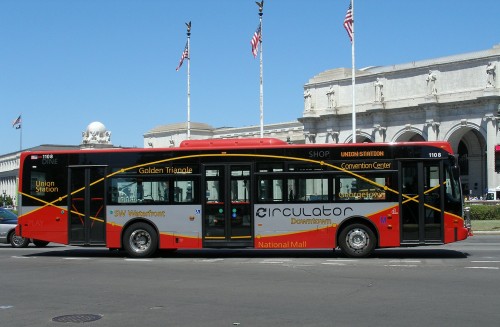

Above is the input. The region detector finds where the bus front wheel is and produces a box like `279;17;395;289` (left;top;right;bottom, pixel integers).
338;223;376;258
123;222;158;258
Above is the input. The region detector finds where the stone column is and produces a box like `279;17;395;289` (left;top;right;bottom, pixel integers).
425;121;440;141
484;114;500;190
373;125;386;143
424;105;440;141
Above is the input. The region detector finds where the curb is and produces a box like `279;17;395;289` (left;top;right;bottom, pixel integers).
471;231;500;235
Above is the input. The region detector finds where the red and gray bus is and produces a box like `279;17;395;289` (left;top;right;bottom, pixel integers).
17;138;470;258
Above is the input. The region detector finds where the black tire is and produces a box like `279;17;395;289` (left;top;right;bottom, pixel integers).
123;222;158;258
338;223;376;258
32;240;50;247
9;231;30;248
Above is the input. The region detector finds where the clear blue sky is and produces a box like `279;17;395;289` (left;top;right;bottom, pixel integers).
0;0;498;154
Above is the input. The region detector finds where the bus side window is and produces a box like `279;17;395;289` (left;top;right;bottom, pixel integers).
160;181;169;202
338;175;387;201
258;178;283;202
288;177;328;202
145;180;168;203
338;177;356;200
110;178;138;204
174;180;195;203
136;180;143;201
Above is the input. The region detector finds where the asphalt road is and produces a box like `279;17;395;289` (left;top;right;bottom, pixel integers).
1;235;499;327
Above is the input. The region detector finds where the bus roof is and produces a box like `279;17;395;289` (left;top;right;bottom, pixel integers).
19;138;454;155
179;138;289;148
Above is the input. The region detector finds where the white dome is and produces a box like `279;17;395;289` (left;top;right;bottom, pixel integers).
81;121;112;146
86;121;106;134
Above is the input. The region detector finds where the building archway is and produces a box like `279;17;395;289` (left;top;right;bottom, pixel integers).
392;129;425;142
446;125;486;198
344;133;373;143
358;133;373;143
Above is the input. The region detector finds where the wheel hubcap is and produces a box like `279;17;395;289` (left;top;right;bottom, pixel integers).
129;229;151;253
346;228;369;250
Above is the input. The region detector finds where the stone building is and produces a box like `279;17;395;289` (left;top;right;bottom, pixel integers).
143;121;304;148
299;44;500;197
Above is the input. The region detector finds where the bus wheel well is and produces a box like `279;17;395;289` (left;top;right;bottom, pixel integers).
336;217;378;258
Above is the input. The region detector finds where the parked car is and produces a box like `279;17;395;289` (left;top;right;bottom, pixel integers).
0;208;49;248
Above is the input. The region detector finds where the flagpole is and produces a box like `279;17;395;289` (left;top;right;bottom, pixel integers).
351;0;356;143
13;114;22;151
258;3;264;138
186;22;191;140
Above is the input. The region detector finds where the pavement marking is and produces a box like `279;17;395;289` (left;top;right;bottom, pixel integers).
260;261;287;264
0;306;14;310
63;257;91;260
321;259;358;265
201;259;225;262
11;256;36;259
149;306;164;310
389;260;422;263
124;259;153;262
385;264;418;267
470;260;500;263
260;259;292;264
465;267;499;270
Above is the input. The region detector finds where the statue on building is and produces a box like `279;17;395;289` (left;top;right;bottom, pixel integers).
486;62;496;88
426;70;437;95
304;89;312;111
326;85;336;110
374;78;384;102
304;132;316;144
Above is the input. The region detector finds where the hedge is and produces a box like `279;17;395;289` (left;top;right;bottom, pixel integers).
467;205;500;220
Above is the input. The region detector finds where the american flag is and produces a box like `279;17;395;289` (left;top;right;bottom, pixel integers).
175;42;189;71
343;2;353;43
12;115;21;128
250;24;261;58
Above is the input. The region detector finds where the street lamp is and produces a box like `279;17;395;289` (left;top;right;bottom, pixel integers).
2;190;5;208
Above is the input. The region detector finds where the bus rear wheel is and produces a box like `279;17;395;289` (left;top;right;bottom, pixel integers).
338;223;376;258
123;222;158;258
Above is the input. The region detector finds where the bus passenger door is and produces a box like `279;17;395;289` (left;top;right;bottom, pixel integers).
400;161;443;244
203;164;253;247
68;166;106;245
